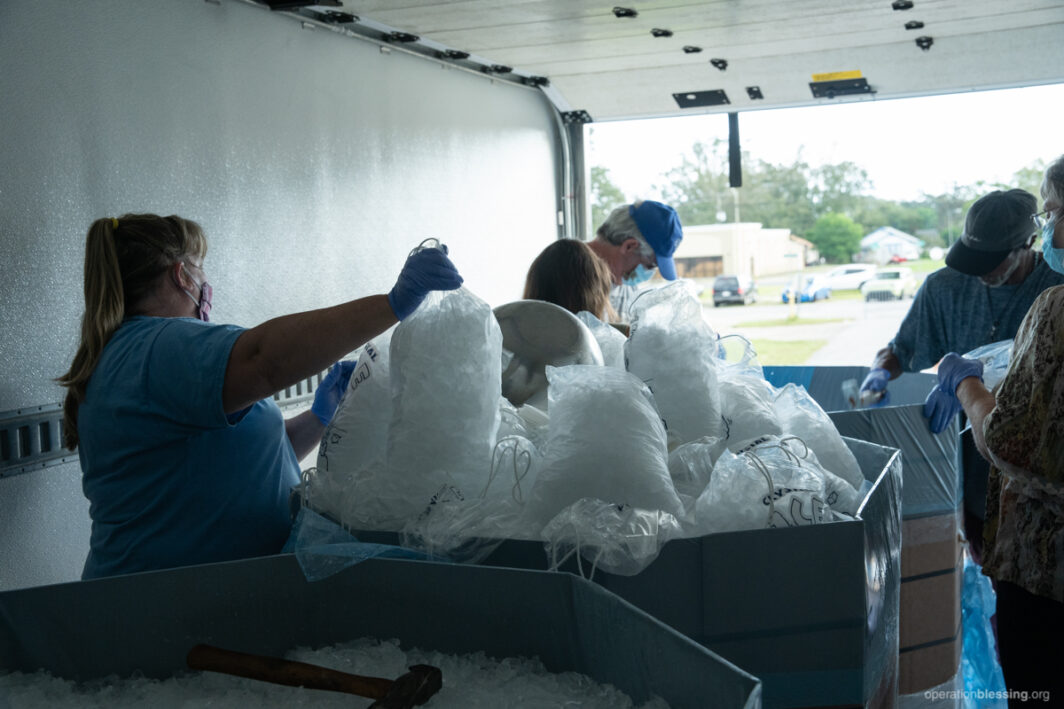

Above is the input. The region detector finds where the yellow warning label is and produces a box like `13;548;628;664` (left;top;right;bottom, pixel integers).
811;70;863;82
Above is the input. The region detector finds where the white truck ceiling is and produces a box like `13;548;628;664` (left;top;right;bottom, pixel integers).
264;0;1064;121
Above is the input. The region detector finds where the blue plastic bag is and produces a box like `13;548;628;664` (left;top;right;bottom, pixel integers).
961;554;1007;708
282;507;431;582
963;339;1013;391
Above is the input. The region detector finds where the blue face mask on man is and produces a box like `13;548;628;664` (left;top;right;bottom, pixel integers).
1042;212;1064;275
623;263;655;287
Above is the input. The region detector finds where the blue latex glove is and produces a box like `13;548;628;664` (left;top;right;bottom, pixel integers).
923;387;962;435
387;247;464;321
922;353;984;434
858;367;892;407
311;360;357;426
937;352;985;394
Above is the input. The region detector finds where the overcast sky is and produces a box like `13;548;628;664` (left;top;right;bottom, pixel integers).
587;82;1064;204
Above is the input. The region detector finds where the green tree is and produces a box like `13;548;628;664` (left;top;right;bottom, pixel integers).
657;141;863;238
922;184;977;247
853;198;936;240
811;161;871;217
657;140;733;226
742;158;817;236
1005;160;1047;202
648;143;1053;253
658;140;826;235
807;213;864;263
892;202;938;235
590;166;627;230
653;140;989;245
920;164;1046;248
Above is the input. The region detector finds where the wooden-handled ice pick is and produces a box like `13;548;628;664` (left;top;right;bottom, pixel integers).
187;643;442;708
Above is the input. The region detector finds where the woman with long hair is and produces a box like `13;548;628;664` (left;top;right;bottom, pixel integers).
523;238;617;322
58;214;461;578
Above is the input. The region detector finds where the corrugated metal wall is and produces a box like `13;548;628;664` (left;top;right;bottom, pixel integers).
0;0;562;590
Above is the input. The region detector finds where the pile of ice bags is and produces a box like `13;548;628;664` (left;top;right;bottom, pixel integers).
310;281;867;575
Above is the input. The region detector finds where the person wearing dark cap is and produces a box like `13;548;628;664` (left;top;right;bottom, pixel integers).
859;189;1064;565
587;199;684;319
859;189;1064;421
923;155;1064;698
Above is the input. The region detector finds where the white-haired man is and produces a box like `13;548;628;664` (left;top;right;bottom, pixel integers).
588;200;684;318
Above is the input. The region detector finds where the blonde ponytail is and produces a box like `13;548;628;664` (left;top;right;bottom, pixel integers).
57;214;207;450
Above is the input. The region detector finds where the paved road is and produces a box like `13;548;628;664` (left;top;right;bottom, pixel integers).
701;296;915;366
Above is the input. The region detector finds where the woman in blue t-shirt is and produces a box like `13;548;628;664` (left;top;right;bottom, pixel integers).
57;214;462;579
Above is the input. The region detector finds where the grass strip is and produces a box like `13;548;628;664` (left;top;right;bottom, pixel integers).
749;338;828;365
735;317;845;328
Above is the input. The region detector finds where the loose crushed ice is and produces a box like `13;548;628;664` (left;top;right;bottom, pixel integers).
0;637;670;708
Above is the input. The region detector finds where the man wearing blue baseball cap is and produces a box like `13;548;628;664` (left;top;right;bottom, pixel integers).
588;199;684;318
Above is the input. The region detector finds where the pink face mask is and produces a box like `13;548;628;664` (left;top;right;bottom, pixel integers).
193;280;212;322
180;264;213;322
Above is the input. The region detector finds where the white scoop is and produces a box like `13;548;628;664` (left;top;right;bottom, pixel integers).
493;300;604;409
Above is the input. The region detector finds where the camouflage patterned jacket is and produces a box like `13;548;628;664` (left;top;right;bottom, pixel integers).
982;285;1064;602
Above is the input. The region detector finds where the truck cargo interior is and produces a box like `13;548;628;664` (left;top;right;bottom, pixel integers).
2;1;1062;707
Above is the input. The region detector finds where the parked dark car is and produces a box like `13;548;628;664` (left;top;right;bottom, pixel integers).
712;275;757;306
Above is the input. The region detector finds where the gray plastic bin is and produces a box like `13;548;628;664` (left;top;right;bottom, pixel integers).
765;365;965;696
828;404;963;696
0;555;761;709
357;436;902;709
762;365;938;413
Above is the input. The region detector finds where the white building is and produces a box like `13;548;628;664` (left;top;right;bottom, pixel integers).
672;223;813;279
860;227;925;264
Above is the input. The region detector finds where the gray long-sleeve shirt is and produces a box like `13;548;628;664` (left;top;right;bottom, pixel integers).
889;255;1064;372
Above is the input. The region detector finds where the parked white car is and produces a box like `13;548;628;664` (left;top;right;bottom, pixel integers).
860;267;918;301
821;263;877;291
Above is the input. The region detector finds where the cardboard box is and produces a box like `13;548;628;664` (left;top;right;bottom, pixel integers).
901;563;962;647
896;511;964;695
0;555;761;709
902;511;962;579
898;552;963;694
357;437;903;709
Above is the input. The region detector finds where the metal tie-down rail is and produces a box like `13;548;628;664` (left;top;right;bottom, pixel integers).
0;371;326;478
